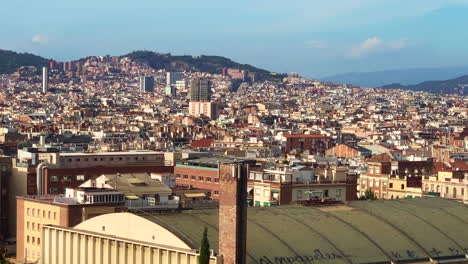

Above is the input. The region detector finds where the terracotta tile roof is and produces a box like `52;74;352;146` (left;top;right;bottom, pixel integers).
190;138;214;148
366;153;394;162
451;161;468;172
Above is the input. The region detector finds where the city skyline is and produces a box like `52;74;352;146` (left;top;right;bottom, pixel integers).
2;0;468;77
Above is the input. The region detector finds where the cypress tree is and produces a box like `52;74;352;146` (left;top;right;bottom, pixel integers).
199;227;210;264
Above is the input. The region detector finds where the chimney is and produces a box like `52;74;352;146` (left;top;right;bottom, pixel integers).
218;162;248;264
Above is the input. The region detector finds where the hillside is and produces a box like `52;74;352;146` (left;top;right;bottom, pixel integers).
0;49;48;74
322;65;468;88
381;75;468;95
124;50;280;80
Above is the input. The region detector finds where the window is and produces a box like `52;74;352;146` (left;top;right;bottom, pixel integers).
297;190;303;200
176;174;181;178
214;178;219;183
191;175;196;180
375;181;380;187
32;237;35;244
264;190;269;197
32;223;35;230
183;175;188;179
27;222;30;230
446;187;449;194
76;158;80;162
76;175;85;181
37;238;40;245
32;209;35;216
255;189;262;195
401;184;405;190
206;177;212;182
110;157;114;161
53;212;57;220
102;226;106;231
0;165;6;172
214;191;219;195
64;175;72;181
27;208;30;216
462;188;465;196
50;187;58;193
375;167;380;175
50;176;59;182
42;211;45;218
249;173;255;180
369;181;373;187
198;176;204;181
383;182;387;187
453;188;457;198
361;180;366;185
84;158;89;161
324;189;329;197
389;183;393;188
27;236;30;243
336;189;342;197
48;211;51;219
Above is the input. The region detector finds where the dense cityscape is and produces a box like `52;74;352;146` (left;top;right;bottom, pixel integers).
0;51;466;264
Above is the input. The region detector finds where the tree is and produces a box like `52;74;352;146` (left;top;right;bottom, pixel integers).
199;227;210;264
0;247;10;264
359;190;377;200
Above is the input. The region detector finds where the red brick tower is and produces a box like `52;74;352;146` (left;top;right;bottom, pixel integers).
219;162;248;264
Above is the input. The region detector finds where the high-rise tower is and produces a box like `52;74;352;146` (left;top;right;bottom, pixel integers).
189;77;210;101
139;76;154;93
42;67;48;94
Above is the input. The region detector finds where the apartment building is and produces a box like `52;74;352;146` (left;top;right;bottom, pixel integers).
17;187;126;263
422;161;468;202
248;166;356;206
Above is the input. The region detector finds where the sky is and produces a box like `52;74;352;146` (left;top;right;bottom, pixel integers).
1;0;468;77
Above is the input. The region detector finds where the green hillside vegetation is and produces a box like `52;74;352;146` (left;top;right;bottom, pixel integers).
124;50;282;81
0;49;48;74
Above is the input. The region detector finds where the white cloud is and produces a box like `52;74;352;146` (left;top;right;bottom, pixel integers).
32;34;49;44
305;40;326;49
347;37;408;58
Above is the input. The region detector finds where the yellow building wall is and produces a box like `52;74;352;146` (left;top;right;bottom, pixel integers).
22;200;62;263
41;226;218;264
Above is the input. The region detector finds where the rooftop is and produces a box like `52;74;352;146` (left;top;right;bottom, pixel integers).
139;197;468;263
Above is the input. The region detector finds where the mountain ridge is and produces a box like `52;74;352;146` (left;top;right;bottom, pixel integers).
381;75;468;95
322;65;468;88
0;49;49;74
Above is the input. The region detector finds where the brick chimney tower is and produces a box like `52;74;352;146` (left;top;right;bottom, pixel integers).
219;162;248;264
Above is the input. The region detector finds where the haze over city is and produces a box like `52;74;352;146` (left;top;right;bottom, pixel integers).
2;0;468;77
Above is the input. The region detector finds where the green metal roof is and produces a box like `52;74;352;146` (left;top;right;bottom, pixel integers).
140;198;468;264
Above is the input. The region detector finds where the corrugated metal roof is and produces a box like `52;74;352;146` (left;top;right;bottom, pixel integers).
140;197;468;264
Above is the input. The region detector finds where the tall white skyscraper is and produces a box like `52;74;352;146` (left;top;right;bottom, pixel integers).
42;67;48;94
